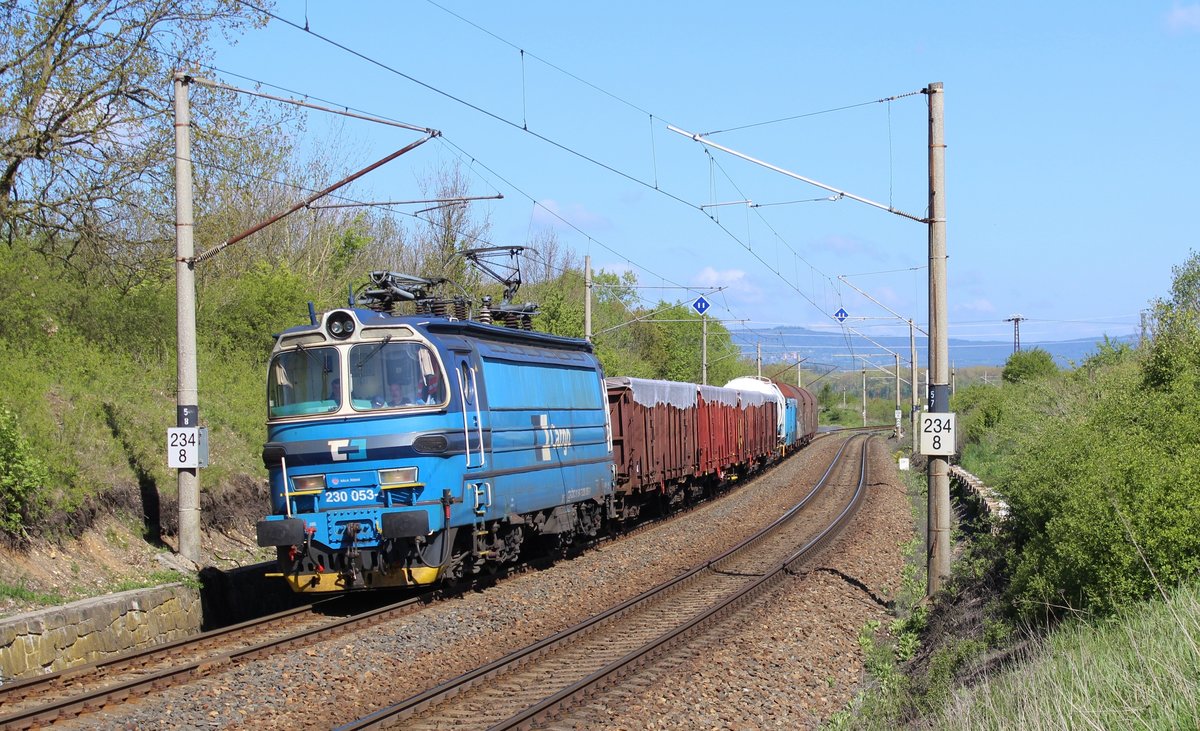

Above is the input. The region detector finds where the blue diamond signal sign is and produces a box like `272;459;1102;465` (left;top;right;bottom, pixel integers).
834;307;848;323
692;296;711;316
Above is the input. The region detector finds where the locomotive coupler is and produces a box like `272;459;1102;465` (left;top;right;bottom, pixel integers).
339;521;362;587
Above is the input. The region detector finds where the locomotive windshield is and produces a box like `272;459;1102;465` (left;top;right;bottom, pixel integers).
267;340;447;419
267;346;341;418
348;341;445;411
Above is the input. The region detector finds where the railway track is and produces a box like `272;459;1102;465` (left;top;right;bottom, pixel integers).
0;593;436;730
0;439;811;729
337;433;874;731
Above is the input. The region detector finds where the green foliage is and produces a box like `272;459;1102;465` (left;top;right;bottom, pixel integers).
0;405;50;535
530;269;585;338
0;0;279;287
111;569;200;593
1001;347;1058;383
0;242;59;342
818;383;837;411
1002;357;1200;618
0;579;64;606
952;383;1006;445
330;222;372;276
1144;251;1200;390
953;253;1200;623
1080;336;1133;371
198;261;315;360
920;639;987;711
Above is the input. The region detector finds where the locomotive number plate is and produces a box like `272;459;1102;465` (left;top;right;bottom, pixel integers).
323;488;379;507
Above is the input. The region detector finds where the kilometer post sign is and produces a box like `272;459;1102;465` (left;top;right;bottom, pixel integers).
920;413;956;456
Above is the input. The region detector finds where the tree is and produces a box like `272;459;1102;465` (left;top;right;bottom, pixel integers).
1143;250;1200;390
0;0;273;286
412;163;488;292
1001;347;1058;384
522;228;578;285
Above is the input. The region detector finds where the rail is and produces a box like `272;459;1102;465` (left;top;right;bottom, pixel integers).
337;433;873;730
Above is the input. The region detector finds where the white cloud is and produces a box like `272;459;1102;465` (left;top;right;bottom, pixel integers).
1166;3;1200;32
532;199;612;231
873;285;901;306
693;266;765;307
822;234;863;254
958;298;997;314
695;265;747;287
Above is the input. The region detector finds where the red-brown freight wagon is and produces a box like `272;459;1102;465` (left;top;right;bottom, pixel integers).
606;377;778;518
775;381;819;447
605;377;699;498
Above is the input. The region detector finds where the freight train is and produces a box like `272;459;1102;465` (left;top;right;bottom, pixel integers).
256;268;817;592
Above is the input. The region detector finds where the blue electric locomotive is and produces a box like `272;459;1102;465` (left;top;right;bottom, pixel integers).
255;270;613;592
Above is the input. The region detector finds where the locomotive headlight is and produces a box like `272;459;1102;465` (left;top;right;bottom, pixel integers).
326;311;356;340
292;475;326;492
379;467;418;486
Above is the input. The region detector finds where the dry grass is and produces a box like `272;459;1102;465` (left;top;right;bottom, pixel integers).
928;582;1200;729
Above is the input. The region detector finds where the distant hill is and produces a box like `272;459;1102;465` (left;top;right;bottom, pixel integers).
732;327;1138;370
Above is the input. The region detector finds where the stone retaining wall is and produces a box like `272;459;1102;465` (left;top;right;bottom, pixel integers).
0;584;201;682
949;464;1010;523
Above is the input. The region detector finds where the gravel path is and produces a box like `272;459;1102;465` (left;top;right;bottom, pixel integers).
70;434;914;730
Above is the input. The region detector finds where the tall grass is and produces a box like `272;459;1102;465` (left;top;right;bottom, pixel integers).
927;581;1200;729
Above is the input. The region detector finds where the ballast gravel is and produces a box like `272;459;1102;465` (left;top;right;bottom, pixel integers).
69;434;914;730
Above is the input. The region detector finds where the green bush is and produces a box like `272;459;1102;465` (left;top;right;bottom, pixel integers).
954;254;1200;621
199;261;315;360
0;405;50;535
1001;347;1058;384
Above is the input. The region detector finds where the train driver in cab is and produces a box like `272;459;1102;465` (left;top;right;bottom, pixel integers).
386;381;420;407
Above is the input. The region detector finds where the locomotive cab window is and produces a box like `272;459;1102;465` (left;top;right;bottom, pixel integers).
458;361;474;406
349;341;447;412
267;346;341;418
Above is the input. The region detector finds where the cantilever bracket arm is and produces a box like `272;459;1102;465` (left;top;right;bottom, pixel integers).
190;132;439;265
666;125;928;224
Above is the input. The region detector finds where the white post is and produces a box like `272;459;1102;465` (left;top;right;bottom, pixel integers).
173;73;201;566
584;255;592;342
927;81;951;594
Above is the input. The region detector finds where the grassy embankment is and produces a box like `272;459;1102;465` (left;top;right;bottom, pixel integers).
830;253;1200;728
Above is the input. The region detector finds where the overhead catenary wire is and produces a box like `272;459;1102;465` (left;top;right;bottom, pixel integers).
699;90;925;137
226;0;930;334
11;1;973;351
105;16;700;319
7;3;907;367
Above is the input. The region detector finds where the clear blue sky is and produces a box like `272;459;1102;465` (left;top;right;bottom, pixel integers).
209;1;1199;357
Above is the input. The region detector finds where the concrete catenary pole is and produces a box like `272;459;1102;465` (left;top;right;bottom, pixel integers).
861;367;867;427
173;73;201;565
910;318;919;454
927;81;951;594
584;255;592;342
701;314;708;385
894;353;902;436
